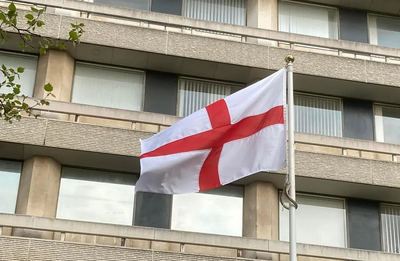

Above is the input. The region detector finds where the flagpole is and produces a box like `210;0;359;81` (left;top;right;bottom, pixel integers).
285;55;297;261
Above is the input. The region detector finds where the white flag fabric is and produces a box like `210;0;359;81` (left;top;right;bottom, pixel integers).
136;68;287;194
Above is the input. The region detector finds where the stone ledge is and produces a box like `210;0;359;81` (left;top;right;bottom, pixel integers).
1;215;399;261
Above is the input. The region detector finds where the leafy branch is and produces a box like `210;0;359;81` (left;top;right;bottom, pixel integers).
0;2;84;123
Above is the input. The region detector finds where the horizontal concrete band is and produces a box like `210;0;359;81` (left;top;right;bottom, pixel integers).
4;3;400;88
1;214;399;261
15;100;400;156
12;0;400;59
0;116;399;188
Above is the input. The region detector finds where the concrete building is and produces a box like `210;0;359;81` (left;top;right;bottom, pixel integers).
1;0;400;260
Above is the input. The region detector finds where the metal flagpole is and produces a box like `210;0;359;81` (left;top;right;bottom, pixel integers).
285;55;297;261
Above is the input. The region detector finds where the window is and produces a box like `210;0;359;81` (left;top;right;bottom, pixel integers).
90;0;150;11
72;63;145;111
381;204;400;253
171;186;243;236
183;0;247;26
369;15;400;49
295;93;342;137
0;160;22;214
374;105;400;145
279;1;338;39
56;167;136;225
0;52;37;96
177;77;242;117
279;194;347;248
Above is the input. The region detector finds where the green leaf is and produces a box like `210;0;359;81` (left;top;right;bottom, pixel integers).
44;83;53;92
0;13;6;21
8;75;14;82
14;100;21;105
2;64;6;70
25;14;34;20
31;7;39;12
13;87;20;94
39;47;46;55
5;93;14;99
37;20;44;27
79;23;85;27
17;67;24;73
69;30;78;39
40;99;47;105
58;43;66;50
8;3;16;12
22;102;29;110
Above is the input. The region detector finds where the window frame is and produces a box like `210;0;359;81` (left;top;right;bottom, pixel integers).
56;166;138;226
170;184;244;236
367;13;400;48
87;0;152;11
293;91;344;137
71;61;146;111
0;159;23;215
181;0;247;26
0;50;39;97
379;203;400;253
279;192;348;248
278;0;340;40
373;103;400;144
176;76;244;117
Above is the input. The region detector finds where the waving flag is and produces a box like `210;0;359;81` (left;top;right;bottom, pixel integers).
136;68;286;194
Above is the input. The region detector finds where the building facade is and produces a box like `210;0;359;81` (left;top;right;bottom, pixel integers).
1;0;400;260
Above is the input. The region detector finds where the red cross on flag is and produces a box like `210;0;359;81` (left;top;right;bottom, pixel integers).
136;68;287;194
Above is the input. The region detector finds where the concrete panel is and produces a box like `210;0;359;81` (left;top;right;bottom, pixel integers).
146;53;183;72
44;120;151;156
167;32;269;68
293;151;374;185
180;59;218;79
111;48;149;68
360;151;393;161
76;44;114;65
14;156;61;239
77;116;133;129
371;160;400;187
366;60;400;86
243;182;279;240
0;117;47;145
269;47;367;83
34;50;75;101
0;236;30;261
28;238;153;261
295;143;343;155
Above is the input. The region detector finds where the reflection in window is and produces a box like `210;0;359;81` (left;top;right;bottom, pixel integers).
295;93;342;137
56;167;136;225
72;62;145;111
369;15;400;49
279;1;338;39
381;204;400;253
178;78;242;117
279;194;347;248
375;105;400;145
92;0;150;11
0;160;21;214
171;186;243;236
183;0;247;26
0;52;38;96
